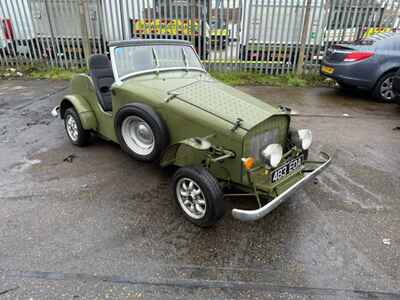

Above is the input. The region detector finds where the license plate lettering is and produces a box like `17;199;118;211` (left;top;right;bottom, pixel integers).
289;158;301;171
273;167;287;182
271;156;303;183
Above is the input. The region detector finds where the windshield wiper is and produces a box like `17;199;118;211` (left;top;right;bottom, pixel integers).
181;48;188;71
152;48;160;73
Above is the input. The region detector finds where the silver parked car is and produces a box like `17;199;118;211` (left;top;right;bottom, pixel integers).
321;32;400;102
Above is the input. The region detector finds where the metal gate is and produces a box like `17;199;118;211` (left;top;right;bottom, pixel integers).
0;0;399;74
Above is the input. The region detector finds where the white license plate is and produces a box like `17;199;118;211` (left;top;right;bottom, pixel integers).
271;155;303;183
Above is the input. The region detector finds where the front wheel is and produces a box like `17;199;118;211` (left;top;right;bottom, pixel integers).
115;104;169;162
172;167;225;227
373;72;396;102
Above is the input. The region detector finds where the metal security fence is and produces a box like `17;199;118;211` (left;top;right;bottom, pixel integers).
0;0;399;74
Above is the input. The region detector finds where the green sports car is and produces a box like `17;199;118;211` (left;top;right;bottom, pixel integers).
52;39;330;227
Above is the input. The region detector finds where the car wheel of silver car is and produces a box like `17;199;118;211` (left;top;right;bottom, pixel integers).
63;107;90;147
374;72;396;102
172;166;225;227
115;104;169;162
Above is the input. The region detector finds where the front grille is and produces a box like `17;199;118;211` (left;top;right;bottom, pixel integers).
243;115;289;163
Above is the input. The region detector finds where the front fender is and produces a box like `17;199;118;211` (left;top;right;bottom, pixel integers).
160;136;217;168
60;95;97;131
160;139;206;168
374;58;399;84
160;136;235;168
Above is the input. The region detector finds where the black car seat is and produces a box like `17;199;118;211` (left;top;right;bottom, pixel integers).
89;55;114;112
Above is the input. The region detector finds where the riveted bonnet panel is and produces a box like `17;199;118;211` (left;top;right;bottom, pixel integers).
170;80;278;130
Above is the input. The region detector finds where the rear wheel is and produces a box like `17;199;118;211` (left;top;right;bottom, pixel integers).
373;72;396;102
172;167;225;227
64;107;90;146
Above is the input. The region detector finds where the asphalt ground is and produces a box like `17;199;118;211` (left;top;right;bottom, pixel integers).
0;80;399;299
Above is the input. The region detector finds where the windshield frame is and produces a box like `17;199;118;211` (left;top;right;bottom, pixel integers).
110;43;206;82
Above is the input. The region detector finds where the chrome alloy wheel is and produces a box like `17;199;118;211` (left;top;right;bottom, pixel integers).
380;76;394;100
66;114;79;142
176;177;207;219
121;116;155;156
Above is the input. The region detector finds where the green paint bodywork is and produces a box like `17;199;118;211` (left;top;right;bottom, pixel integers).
60;66;305;197
60;94;97;130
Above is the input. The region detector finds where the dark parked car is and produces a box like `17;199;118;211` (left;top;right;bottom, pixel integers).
321;32;400;102
392;68;400;103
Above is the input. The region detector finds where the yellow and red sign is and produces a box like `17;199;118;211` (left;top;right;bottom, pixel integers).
364;27;394;37
133;19;201;36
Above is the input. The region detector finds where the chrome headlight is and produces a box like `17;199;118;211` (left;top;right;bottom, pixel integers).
262;144;283;168
290;129;313;150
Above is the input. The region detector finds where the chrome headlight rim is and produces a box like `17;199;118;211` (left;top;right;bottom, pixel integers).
261;143;283;168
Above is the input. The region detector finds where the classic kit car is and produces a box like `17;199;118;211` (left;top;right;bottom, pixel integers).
52;39;331;227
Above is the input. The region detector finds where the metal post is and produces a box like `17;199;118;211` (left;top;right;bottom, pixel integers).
48;0;67;68
60;0;73;65
218;0;225;72
208;0;216;71
79;0;91;66
119;0;126;40
310;0;324;71
44;0;60;66
296;0;312;75
243;0;253;71
69;0;82;65
191;0;196;45
260;0;271;74
265;0;276;74
131;0;137;39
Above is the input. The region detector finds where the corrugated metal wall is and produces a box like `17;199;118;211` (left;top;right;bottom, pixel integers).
0;0;399;73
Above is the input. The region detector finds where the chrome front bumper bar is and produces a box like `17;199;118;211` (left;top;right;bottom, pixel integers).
232;152;331;222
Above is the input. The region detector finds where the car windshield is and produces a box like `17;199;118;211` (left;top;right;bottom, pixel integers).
113;44;204;79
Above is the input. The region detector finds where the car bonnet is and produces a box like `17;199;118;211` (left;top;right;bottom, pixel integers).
168;79;282;131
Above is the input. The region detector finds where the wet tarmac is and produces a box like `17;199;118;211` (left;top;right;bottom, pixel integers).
0;80;399;299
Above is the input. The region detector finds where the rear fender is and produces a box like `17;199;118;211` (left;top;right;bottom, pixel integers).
375;65;399;85
60;95;97;131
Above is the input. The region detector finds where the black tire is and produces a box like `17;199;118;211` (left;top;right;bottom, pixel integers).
172;166;225;227
373;72;396;102
115;104;169;162
64;107;90;146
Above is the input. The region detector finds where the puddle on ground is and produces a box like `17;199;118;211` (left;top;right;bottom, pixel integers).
9;158;41;172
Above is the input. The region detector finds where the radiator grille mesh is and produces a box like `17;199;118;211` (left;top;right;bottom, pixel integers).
244;115;289;163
